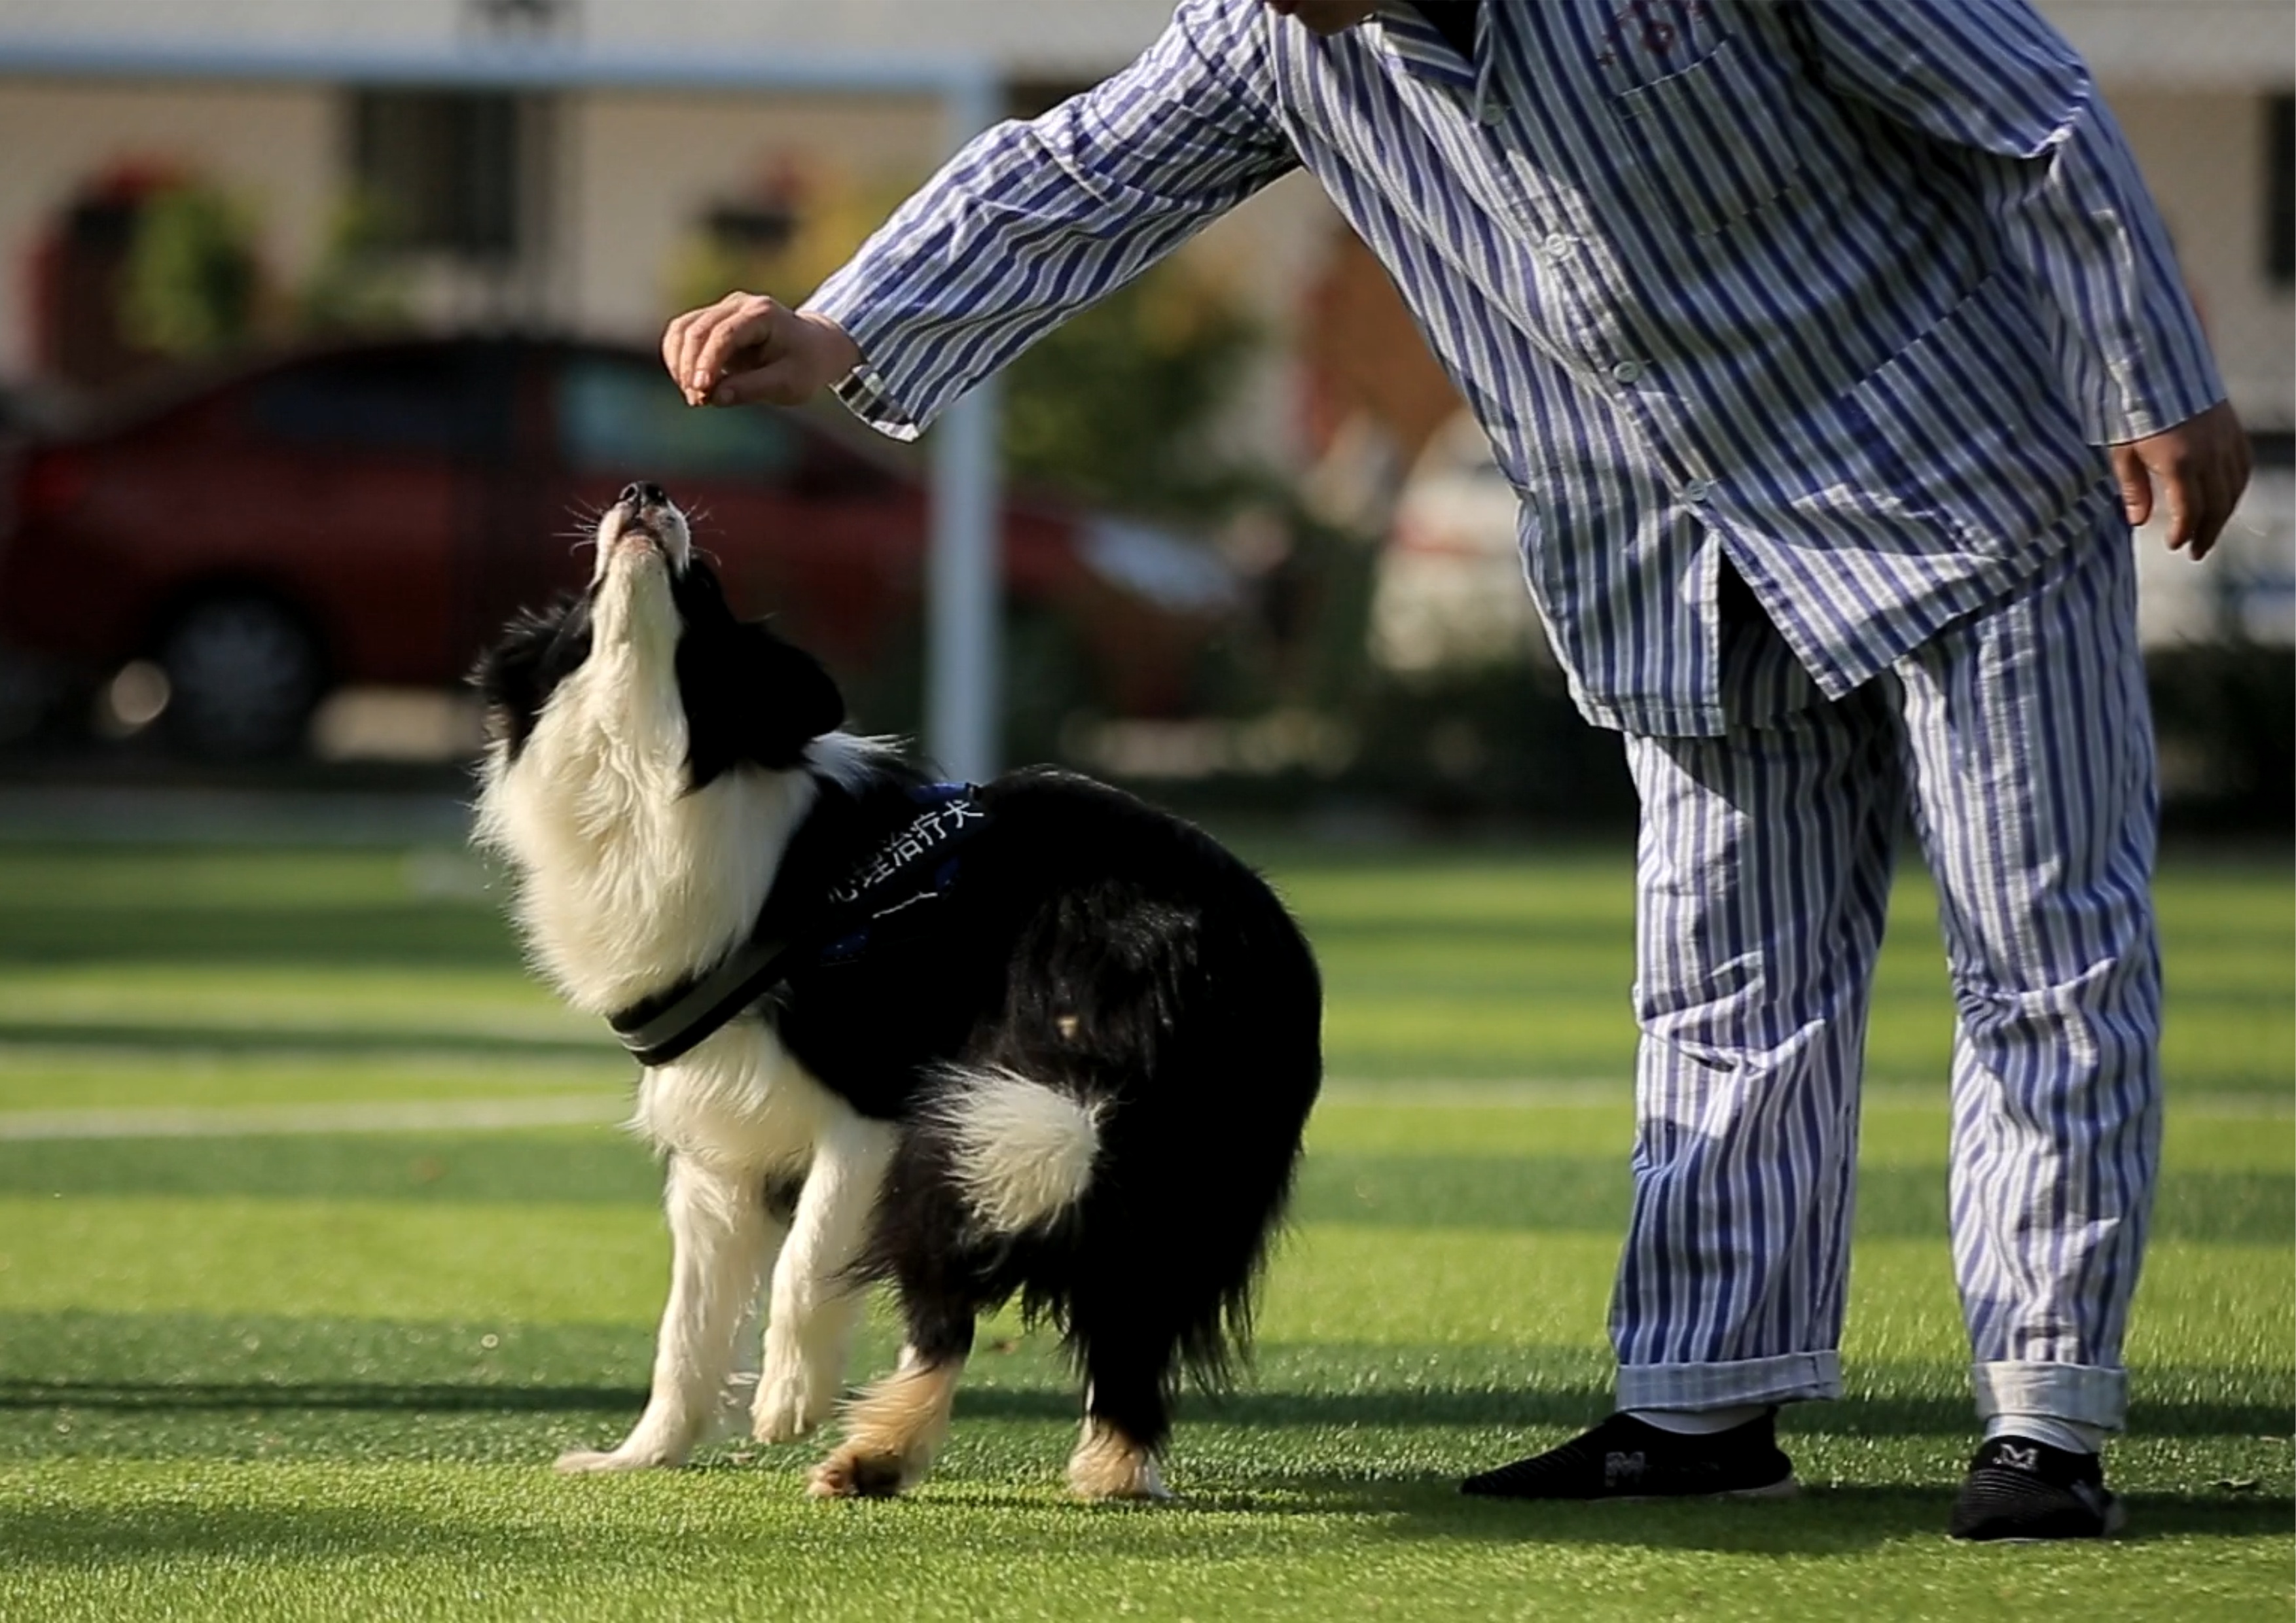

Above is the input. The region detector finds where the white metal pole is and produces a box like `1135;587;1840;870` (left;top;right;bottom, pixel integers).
926;374;1000;782
925;66;1004;783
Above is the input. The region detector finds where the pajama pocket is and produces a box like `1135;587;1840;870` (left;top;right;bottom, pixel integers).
1605;31;1807;236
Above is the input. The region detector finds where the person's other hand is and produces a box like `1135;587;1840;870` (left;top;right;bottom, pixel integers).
2111;399;2251;562
662;293;862;408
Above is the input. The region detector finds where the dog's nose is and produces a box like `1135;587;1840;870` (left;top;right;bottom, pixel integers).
619;482;669;509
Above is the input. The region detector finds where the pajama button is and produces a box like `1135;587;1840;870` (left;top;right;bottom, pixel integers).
1683;479;1712;503
1611;361;1644;384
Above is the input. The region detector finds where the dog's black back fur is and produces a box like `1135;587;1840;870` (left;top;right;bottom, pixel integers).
477;553;1323;1460
811;770;1321;1433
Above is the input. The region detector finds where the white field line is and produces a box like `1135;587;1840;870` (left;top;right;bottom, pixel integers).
1318;1078;2293;1116
0;1094;630;1141
1317;1079;1624;1107
0;1080;2283;1142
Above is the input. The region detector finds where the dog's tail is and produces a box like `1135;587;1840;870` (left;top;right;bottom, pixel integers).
920;1063;1102;1234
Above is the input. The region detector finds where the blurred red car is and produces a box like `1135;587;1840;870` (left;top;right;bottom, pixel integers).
0;335;1236;758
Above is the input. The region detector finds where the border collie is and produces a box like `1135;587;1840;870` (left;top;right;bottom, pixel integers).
472;482;1321;1499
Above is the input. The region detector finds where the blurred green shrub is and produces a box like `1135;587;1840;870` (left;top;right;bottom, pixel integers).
120;183;261;356
670;162;1270;522
296;194;414;336
999;262;1265;520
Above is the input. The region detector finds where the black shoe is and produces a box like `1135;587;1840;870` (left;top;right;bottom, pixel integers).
1461;1410;1798;1501
1948;1436;2125;1541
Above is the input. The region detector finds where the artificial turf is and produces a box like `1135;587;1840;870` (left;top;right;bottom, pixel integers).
0;836;2287;1621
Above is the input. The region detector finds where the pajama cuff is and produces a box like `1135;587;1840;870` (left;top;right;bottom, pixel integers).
1971;1361;2128;1432
1616;1351;1842;1411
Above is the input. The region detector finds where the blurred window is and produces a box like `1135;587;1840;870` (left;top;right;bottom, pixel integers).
469;0;572;30
2269;94;2293;289
351;90;524;257
248;348;512;455
556;355;802;482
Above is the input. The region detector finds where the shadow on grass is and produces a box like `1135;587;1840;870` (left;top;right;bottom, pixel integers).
963;1383;2296;1443
0;1020;601;1060
9;1473;2280;1569
0;1135;658;1204
7;1378;2287;1445
0;1500;639;1570
1223;1472;2296;1551
0;906;516;969
0;1382;640;1414
5;1132;2282;1248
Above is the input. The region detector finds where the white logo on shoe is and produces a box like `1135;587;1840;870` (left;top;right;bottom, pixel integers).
1604;1450;1647;1488
1999;1445;2041;1472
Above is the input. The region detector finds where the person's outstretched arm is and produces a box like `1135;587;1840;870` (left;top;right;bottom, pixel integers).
664;0;1297;438
1792;0;2249;556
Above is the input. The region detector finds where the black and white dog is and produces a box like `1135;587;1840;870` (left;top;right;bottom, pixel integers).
473;482;1321;1499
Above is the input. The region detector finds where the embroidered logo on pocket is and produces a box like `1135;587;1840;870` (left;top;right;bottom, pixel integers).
1594;1;1720;77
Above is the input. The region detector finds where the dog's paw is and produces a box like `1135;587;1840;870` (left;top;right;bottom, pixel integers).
751;1382;833;1444
1067;1427;1173;1501
807;1446;910;1499
751;1346;838;1443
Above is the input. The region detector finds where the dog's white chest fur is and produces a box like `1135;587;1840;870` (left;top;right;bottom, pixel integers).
473;534;899;1471
475;590;853;1179
634;1026;847;1178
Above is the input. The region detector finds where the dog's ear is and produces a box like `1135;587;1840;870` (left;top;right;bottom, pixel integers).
755;626;846;743
472;593;592;757
679;619;846;785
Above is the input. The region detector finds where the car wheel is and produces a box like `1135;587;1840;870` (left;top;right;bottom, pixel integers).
159;594;324;760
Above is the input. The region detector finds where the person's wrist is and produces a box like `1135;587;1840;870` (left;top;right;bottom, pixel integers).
796;310;863;389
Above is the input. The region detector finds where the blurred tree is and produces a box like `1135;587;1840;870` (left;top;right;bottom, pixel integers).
119;183;261;357
666;157;1268;518
999;261;1263;520
667;160;1333;743
666;158;910;332
296;194;414;336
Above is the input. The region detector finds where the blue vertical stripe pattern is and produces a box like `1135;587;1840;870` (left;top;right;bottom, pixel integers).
798;1;2197;1427
806;0;2223;738
1612;490;2157;1427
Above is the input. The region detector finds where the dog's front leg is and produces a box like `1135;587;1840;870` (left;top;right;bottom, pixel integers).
753;1114;895;1443
558;1151;772;1472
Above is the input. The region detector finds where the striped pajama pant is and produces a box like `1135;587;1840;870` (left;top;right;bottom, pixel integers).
1610;493;2160;1433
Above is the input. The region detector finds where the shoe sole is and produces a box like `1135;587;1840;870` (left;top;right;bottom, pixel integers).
1956;1499;2126;1543
1605;1473;1803;1504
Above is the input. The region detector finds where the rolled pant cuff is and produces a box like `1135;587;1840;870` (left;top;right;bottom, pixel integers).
1971;1361;2128;1431
1616;1351;1842;1411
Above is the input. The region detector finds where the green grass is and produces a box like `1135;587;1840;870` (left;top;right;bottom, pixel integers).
0;838;2287;1622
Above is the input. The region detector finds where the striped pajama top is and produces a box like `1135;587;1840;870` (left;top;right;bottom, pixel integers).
804;0;2223;736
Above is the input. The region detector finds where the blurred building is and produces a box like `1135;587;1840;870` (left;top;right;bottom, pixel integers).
0;0;2287;449
0;0;1323;478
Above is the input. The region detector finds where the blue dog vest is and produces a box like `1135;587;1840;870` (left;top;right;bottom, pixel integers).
607;783;988;1068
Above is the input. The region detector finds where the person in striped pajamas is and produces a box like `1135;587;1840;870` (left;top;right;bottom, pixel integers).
661;0;2250;1539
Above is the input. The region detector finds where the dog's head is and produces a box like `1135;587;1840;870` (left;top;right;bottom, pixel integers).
473;481;844;787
